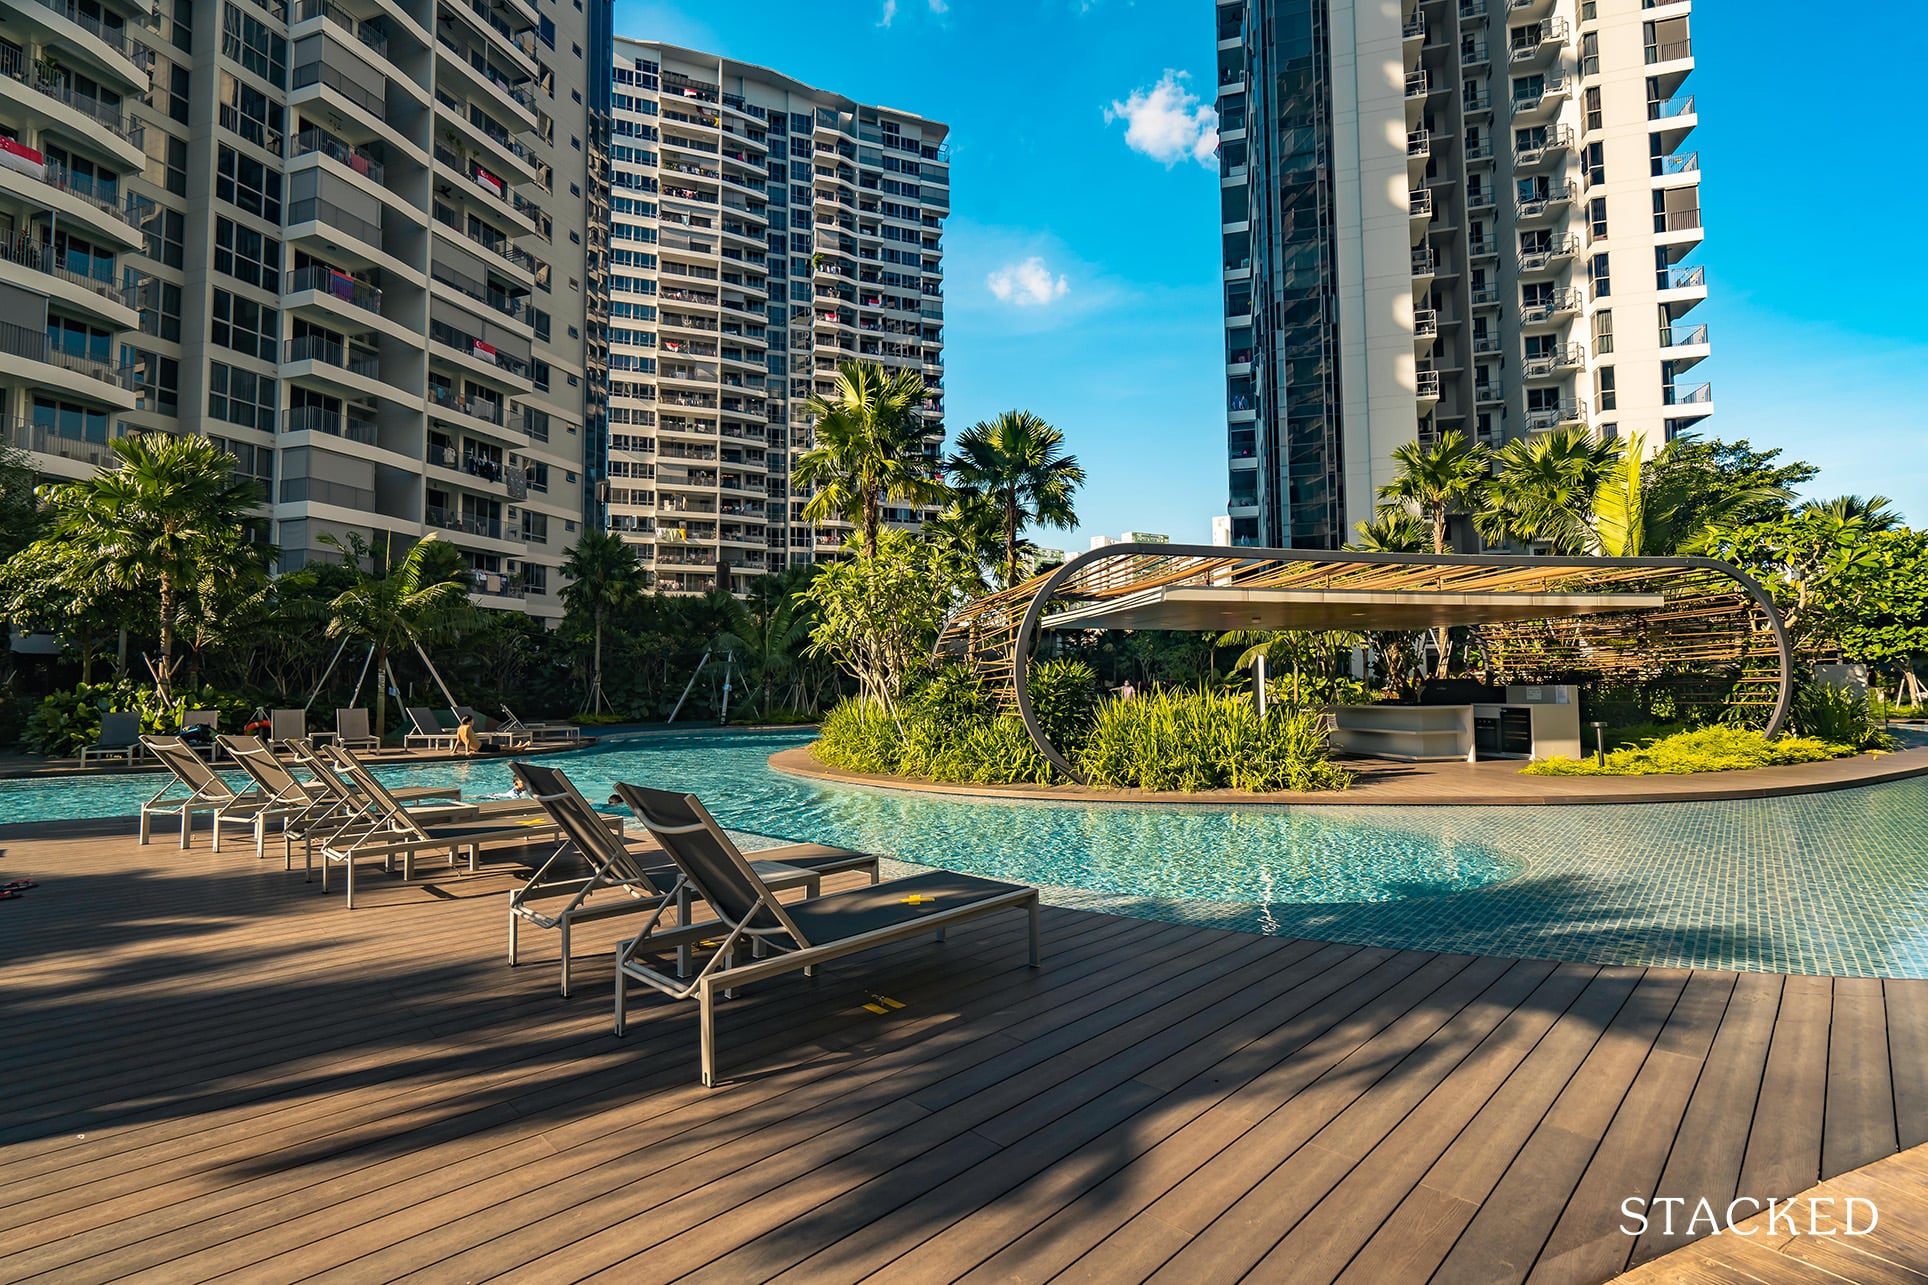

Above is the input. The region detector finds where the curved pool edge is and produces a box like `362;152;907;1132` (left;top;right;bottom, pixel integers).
768;742;1928;807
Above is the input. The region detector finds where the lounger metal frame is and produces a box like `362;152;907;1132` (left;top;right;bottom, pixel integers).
613;783;1039;1086
81;712;145;766
138;736;301;853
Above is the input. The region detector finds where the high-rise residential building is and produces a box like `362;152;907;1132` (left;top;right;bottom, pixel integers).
604;40;948;594
1218;0;1709;549
1;0;612;619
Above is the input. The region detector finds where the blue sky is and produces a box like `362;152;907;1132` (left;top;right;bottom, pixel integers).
616;0;1928;547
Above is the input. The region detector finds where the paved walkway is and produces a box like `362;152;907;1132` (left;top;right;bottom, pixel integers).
1;820;1923;1283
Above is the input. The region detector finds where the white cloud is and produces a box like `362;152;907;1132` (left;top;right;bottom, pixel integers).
987;257;1070;308
1105;71;1219;167
877;0;897;25
928;0;949;11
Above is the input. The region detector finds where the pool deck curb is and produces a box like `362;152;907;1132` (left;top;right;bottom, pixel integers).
0;737;594;781
767;741;1928;806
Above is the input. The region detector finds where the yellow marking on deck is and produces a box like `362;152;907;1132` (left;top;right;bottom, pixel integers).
862;1002;889;1014
903;895;931;905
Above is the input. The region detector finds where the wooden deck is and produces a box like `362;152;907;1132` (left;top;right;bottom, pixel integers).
2;819;1925;1284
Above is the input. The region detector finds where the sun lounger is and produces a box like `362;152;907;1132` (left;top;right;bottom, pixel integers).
511;761;879;997
218;734;369;863
612;782;1039;1086
500;706;582;743
334;708;380;753
139;736;303;853
402;706;458;751
318;746;614;908
80;711;144;766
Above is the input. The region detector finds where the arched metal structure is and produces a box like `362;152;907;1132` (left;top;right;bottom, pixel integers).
937;544;1795;783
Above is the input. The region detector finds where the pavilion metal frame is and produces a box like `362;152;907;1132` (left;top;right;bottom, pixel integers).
937;543;1795;783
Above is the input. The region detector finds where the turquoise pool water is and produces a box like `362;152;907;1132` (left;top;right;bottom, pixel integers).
6;728;1928;978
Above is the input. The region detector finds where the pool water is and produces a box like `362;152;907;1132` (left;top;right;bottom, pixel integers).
7;728;1928;979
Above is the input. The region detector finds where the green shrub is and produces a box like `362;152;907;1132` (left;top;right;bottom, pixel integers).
1791;684;1892;751
1077;688;1351;793
1521;725;1860;776
1027;658;1098;750
21;681;255;756
812;698;903;776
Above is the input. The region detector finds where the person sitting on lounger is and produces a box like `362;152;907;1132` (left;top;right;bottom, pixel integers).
454;714;479;756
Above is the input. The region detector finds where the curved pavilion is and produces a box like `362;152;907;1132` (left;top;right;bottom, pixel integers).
937;543;1794;782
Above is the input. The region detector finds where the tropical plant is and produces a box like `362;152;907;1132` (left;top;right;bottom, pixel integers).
24;433;271;701
1076;688;1351;792
1348;510;1430;552
715;576;818;719
945;410;1086;588
1646;435;1814;535
0;444;43;561
1590;434;1793;556
793;360;951;558
802;529;976;705
560;530;646;714
321;533;472;738
1790;683;1890;751
20;679;253;757
924;493;1011;591
1521;725;1856;776
1799;494;1902;531
1377;429;1491;554
1477;427;1624;552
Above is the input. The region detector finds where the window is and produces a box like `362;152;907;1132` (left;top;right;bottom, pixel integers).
218;72;285;152
1592;308;1614;356
208;361;277;433
156;135;188;196
144;206;185;268
531;359;550;391
47;316;114;364
221;3;286;84
140;280;182;342
1584;86;1603;133
1582;141;1605;188
1580;32;1600;77
31;395;112;443
1588;252;1611;299
214;217;282;289
1595;365;1617;412
1587;196;1608;242
216;146;282;221
211;290;279;361
123;349;179;416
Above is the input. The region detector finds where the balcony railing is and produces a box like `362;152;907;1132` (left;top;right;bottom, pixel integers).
291;127;385;184
425;507;505;540
1649;93;1695;120
1520;344;1585;377
1517;236;1580;272
1655;150;1699;176
1473;334;1502;354
1406;129;1431;158
1660;264;1706;290
1519;291;1583;324
1403;14;1426;38
1523;399;1588;431
431;205;534;271
1460;41;1490;65
1471;284;1501;306
1404;71;1429;98
290;61;386;121
1409;189;1433;217
1413;308;1439;337
280;476;377;509
1509;18;1569;60
1513;126;1574;165
286;196;383;248
1645;39;1693;64
5;416;121;467
294;0;388;59
430;320;529;378
0;239;129;306
1665;382;1712;405
1462;87;1492;113
286;333;381;378
428;385;508;426
0;49;144;146
33;159;137;227
1659;322;1709;348
1655;208;1702;233
1515;182;1577;218
0;319;133;388
285;405;377;443
289;263;382;312
24;0;136;59
1468;237;1497;258
1415;370;1441;398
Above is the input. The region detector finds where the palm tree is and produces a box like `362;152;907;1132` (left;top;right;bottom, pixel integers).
34;432;270;701
924;493;1013;591
1591;434;1791;556
945;410;1086;587
560;531;646;714
1347;510;1431;552
792;360;951;559
1377;430;1491;553
323;534;471;739
716;583;816;718
1477;428;1625;553
1800;494;1901;532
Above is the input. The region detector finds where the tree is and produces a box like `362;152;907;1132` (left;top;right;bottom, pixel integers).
560;531;646;714
1477;428;1624;553
28;433;271;701
1801;494;1902;532
0;444;44;562
802;529;976;706
1348;510;1430;553
1377;430;1491;554
945;410;1086;588
1592;434;1793;556
322;533;472;739
1646;435;1813;535
716;576;818;718
924;493;1013;592
793;360;951;558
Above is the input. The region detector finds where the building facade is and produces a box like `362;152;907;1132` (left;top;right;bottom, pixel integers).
1;0;612;618
604;40;949;594
1219;0;1709;549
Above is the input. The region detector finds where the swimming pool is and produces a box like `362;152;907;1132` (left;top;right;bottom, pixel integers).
6;728;1928;979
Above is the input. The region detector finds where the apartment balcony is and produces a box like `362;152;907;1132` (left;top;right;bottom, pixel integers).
285;196;399;278
443;0;540;80
431;261;530;336
434;27;539;134
1648;92;1697;149
1653;149;1700;183
6;415;123;471
281;332;386;399
292;0;401;75
1506;0;1557;20
1403;13;1427;48
1470;283;1502;310
1645;37;1694;68
1415;370;1442;402
1408;188;1434;239
14;0;148;94
0;149;141;248
0;48;145;171
285;404;378;446
1515;182;1577;222
1413;307;1439;339
1517;236;1580;274
1458;0;1488;19
1474;382;1505;406
1472;333;1502;355
287;263;383;321
1463;137;1495;165
425;506;521;547
434;91;539;186
1404;70;1430;100
431;204;536;281
1509;76;1569;122
1519;289;1583;327
1664;381;1713;408
1657;262;1707;307
0;238;136;329
1658;321;1710;369
1412;246;1437;288
1520;343;1586;379
1466;186;1496;213
1523;398;1587;432
0;318;137;408
1513;126;1574;168
1508;18;1568;66
1460;39;1491;69
289;57;392;141
1468;235;1498;261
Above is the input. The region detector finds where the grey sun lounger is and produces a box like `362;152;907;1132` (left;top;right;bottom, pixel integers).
500;706;583;743
219;734;395;867
403;706;459;751
139;736;303;853
334;708;381;753
511;761;879;997
318;746;616;908
613;782;1039;1087
81;711;144;765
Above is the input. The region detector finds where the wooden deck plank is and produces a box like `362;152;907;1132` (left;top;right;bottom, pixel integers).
1737;975;1834;1200
1;821;1921;1285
